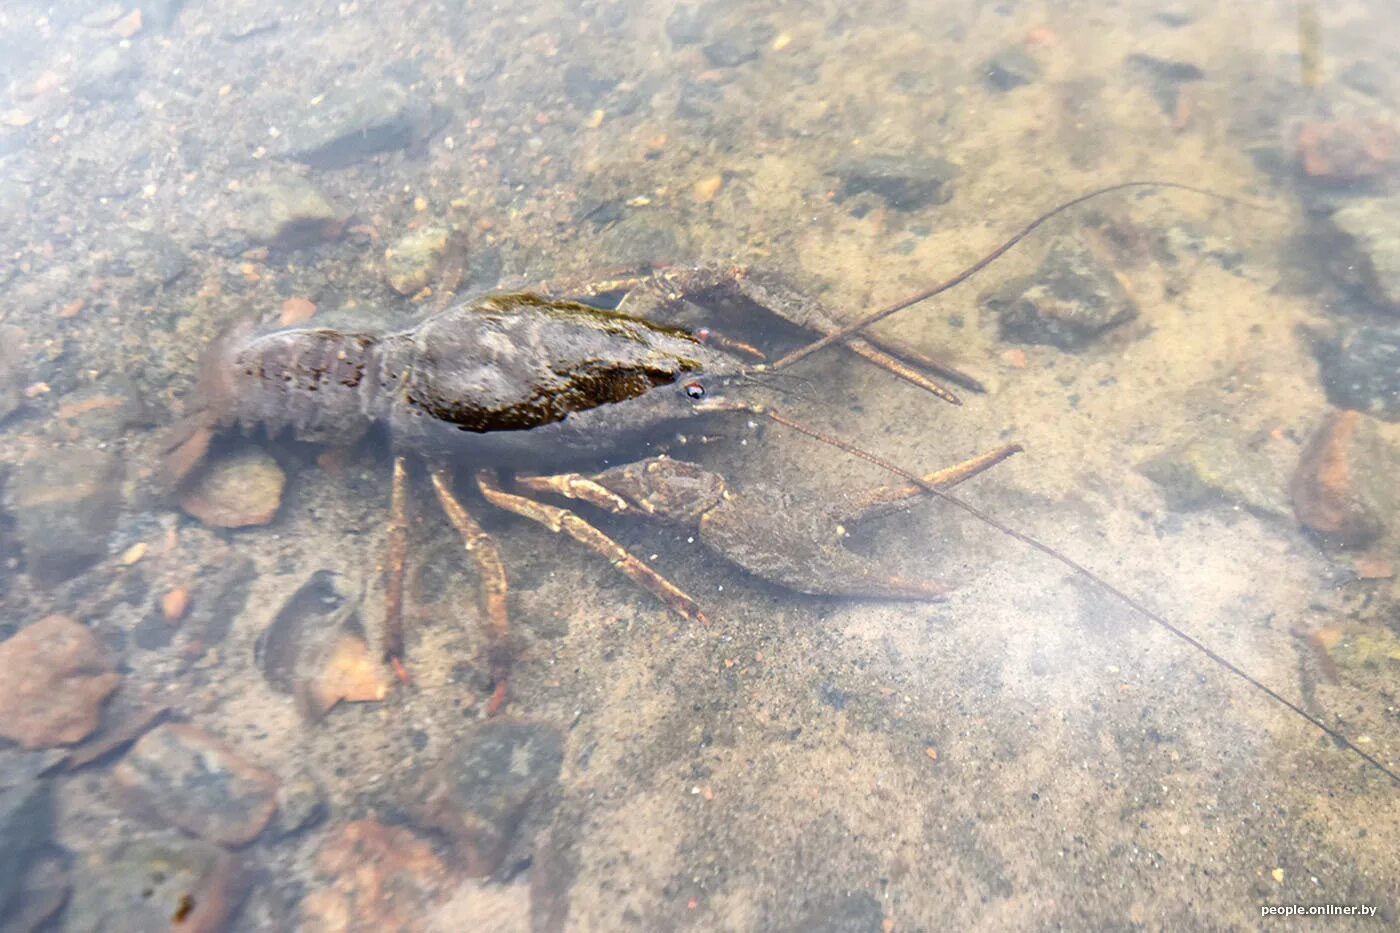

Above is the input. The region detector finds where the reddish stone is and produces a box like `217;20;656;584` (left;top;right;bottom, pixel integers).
299;820;450;933
0;615;120;748
1290;410;1394;546
1296;120;1397;184
113;724;279;846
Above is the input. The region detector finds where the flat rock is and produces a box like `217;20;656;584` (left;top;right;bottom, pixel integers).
982;236;1138;349
300;820;449;933
827;154;958;211
0;779;54;918
1124;52;1203;114
1325;195;1400;311
417;719;563;876
1290;409;1396;547
665;3;711;45
178;445;285;528
270;772;327;838
384;225;449;296
1295;119;1397;186
276;79;436;169
113;723;280;846
0;615;120;748
0;323;29;422
64;835;246;933
982;47;1040;91
5;446;122;585
237;177;345;249
74;46;140;101
1308;319;1400;421
1139;428;1291;519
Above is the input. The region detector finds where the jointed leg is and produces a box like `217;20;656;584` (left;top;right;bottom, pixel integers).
383;456;411;683
843;336;962;405
513;473;634;514
841;443;1023;523
475;471;711;626
430;466;512;715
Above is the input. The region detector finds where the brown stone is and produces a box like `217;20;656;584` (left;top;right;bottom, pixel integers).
1297;119;1397;184
299;820;450;933
64;835;246;933
178;446;285;528
300;632;392;719
1290;409;1396;547
113;723;279;846
0;615;120;748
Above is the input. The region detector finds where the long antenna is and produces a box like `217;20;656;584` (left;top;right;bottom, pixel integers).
756;404;1400;785
768;181;1281;373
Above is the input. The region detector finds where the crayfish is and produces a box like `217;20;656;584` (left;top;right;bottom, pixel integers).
163;182;1398;785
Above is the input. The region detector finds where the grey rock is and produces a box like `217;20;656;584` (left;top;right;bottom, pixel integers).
64;835;247;933
562;63;618;106
112;723;280;846
1125;52;1203;113
276;79;438;169
384;225;450;296
0;779;54;918
1339;60;1392;98
827;154;958;211
982;237;1139;350
138;0;185;31
665;4;711;45
704;38;758;68
1139;428;1291;519
982;47;1040;92
675;79;724;119
75;47;140;101
1325;195;1400;312
1153;5;1195;28
418;719;563;876
237;176;344;249
5;448;122;586
0;325;28;423
271;774;327;838
1308;320;1400;421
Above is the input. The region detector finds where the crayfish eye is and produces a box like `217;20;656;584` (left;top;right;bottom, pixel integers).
683;381;706;400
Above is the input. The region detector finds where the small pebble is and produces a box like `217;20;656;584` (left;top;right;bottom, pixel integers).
692;173;724;203
111;8;142;38
279;297;317;326
178;446;286;529
161;587;191;624
119;542;148;566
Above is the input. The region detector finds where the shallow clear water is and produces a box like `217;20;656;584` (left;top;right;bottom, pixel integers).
1;0;1398;929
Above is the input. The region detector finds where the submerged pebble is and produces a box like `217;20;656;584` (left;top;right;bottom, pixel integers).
64;835;247;933
384;225;450;296
417;719;563;876
982;236;1138;349
827;154;958;211
178;445;286;528
113;723;280;846
1290;409;1396;547
0;779;55;920
300;820;449;932
1139;427;1291;519
1324;194;1400;311
0;615;120;749
1308;319;1400;420
982;47;1040;91
237;176;346;250
275;78;437;169
5;447;122;586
